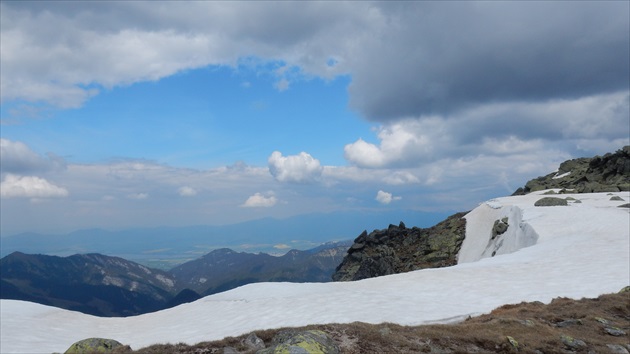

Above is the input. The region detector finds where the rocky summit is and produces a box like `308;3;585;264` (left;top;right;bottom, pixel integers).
513;145;630;195
332;213;467;282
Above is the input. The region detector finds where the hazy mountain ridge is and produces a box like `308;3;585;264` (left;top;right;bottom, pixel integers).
0;241;352;316
0;210;449;261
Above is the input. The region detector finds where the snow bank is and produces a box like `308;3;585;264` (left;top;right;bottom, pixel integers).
2;191;629;354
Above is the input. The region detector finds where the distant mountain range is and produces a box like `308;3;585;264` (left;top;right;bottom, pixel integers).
0;241;351;316
0;209;449;267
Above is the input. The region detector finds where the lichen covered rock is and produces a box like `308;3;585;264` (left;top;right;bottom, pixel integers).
64;338;125;354
257;330;339;354
534;197;568;207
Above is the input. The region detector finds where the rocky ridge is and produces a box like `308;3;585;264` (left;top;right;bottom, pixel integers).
513;145;630;195
332;213;467;282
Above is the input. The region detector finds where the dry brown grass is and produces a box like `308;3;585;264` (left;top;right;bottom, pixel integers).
120;290;629;354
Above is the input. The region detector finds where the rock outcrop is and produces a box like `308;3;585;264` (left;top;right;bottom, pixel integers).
513;146;630;195
257;330;339;354
64;338;127;353
332;213;467;282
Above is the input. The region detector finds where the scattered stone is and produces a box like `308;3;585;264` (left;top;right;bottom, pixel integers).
560;335;586;349
618;203;630;208
64;338;125;354
565;196;577;201
604;327;627;336
543;190;557;195
534;197;568;207
506;336;519;350
610;196;625;201
595;317;611;325
554;319;583;328
223;347;239;354
243;333;265;351
257;330;339;354
573;199;582;203
607;344;630;354
518;319;535;327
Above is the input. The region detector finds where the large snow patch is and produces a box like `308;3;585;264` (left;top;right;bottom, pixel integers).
2;191;629;354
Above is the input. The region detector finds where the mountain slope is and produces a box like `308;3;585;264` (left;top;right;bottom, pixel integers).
0;252;178;316
169;241;350;295
333;146;630;282
0;242;351;316
2;190;628;353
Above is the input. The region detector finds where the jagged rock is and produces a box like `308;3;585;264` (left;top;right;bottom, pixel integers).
64;338;126;353
534;197;568;207
491;218;509;239
257;330;339;354
513;146;630;195
333;213;467;282
610;196;625;201
243;333;265;350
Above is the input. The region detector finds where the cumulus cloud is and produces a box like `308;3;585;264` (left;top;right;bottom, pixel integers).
268;151;323;183
345;92;630;169
0;1;371;108
375;190;401;205
0;174;69;199
178;186;197;197
241;192;277;208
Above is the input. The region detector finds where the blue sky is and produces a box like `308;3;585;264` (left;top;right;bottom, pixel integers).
1;1;629;237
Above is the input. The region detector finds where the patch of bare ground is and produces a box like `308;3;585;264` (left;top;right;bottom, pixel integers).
119;290;629;354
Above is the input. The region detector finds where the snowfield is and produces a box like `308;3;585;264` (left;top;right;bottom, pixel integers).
2;191;629;354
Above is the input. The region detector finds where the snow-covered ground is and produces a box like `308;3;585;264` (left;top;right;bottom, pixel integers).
2;191;629;354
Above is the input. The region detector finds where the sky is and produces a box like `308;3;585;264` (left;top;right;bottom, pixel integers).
1;1;629;236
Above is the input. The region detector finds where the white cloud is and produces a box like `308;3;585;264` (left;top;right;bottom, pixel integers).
178;186;197;197
241;192;277;208
0;174;68;199
375;190;401;204
0;2;374;108
274;78;290;92
127;193;148;200
274;243;291;249
268;151;323;183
